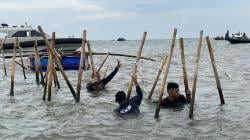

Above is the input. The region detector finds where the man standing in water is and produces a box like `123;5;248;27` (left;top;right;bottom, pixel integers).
86;60;121;92
114;74;143;114
161;82;191;108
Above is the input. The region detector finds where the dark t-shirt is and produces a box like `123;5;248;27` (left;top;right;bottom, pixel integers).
86;67;119;91
161;94;187;108
114;86;143;114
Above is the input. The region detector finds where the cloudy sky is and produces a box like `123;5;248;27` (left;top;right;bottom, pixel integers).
1;0;250;40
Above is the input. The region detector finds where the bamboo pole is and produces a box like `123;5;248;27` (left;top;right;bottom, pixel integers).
179;38;191;103
52;68;60;88
102;66;109;78
76;30;87;102
43;72;48;100
97;52;110;73
0;38;7;76
154;29;177;119
34;38;44;85
148;54;168;99
17;42;27;79
10;38;18;96
47;32;56;101
126;32;147;100
38;26;76;100
189;30;203;118
34;39;40;84
4;52;156;61
206;36;225;104
51;42;60;89
87;41;96;78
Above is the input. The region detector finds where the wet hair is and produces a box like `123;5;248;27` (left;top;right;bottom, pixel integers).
86;82;94;91
115;91;126;103
167;82;179;90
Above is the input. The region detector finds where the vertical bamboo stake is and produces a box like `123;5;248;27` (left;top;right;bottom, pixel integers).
189;30;203;118
1;39;7;76
47;32;56;101
38;26;76;100
148;54;168;99
206;36;225;104
43;72;48;100
126;32;147;100
51;43;60;89
17;41;27;79
87;41;96;78
52;68;60;88
179;38;190;102
154;29;177;119
97;52;110;73
34;39;40;85
34;39;45;85
76;30;87;102
10;38;18;96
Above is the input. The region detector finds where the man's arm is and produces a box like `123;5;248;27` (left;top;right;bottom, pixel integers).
102;60;121;85
130;74;143;106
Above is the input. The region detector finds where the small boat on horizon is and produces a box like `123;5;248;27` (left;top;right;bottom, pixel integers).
0;23;82;50
214;36;224;40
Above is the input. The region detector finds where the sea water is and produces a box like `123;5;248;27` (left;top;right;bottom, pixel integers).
0;39;250;139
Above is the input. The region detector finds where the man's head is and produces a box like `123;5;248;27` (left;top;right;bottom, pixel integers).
167;82;180;99
115;91;126;103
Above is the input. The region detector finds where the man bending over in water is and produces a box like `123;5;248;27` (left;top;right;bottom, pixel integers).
86;60;121;92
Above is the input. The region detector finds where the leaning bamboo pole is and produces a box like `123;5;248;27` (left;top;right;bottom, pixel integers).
102;66;109;78
154;29;177;119
126;32;147;100
76;30;87;102
189;30;203;118
10;38;18;96
17;41;27;79
206;36;225;104
38;26;76;100
179;38;190;102
87;41;96;78
148;54;168;99
0;38;7;76
97;52;110;73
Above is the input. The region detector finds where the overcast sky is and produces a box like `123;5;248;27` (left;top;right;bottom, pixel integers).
1;0;250;40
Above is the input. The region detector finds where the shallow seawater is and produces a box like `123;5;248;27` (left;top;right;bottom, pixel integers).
0;39;250;140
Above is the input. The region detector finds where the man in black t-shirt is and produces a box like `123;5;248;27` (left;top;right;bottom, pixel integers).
86;60;121;92
161;82;191;108
114;74;143;114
